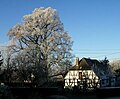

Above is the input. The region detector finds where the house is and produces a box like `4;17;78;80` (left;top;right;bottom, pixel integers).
100;75;116;87
64;57;116;89
64;57;100;90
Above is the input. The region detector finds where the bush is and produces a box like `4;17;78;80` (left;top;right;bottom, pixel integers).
0;84;13;99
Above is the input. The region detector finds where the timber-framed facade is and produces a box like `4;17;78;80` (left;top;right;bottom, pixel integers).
64;57;100;90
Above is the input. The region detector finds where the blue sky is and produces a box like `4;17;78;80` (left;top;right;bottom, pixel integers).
0;0;120;61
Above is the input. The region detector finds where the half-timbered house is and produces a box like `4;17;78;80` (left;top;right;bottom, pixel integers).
64;57;100;90
64;57;116;89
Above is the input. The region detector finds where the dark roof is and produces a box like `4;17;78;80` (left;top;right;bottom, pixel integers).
64;57;111;78
70;58;100;70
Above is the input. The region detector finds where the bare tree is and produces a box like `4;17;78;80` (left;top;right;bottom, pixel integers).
2;44;16;82
8;7;73;85
110;60;120;72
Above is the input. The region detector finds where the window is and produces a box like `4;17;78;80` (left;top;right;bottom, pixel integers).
79;72;82;79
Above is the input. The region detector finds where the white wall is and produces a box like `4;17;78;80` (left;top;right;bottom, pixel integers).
64;70;99;88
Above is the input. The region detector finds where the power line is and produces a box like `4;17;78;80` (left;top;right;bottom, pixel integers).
73;49;120;51
73;52;120;54
73;52;120;60
109;58;120;61
91;52;120;58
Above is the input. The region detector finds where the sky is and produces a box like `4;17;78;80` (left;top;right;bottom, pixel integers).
0;0;120;61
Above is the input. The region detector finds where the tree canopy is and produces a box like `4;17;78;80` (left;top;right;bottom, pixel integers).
7;7;73;84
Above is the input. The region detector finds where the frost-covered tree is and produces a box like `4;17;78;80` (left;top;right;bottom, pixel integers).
110;60;120;71
8;7;73;84
0;51;3;66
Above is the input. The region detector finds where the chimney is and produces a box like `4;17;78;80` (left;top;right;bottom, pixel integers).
76;57;79;66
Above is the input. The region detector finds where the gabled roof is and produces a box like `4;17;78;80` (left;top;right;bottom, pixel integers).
70;58;100;70
64;57;111;78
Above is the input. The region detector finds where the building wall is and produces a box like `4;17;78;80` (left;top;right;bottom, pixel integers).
100;76;116;87
64;70;99;89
